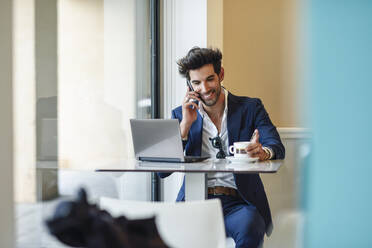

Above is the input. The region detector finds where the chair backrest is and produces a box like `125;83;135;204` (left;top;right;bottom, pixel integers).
100;197;226;248
58;171;119;199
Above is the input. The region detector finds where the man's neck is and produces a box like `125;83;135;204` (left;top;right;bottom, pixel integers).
203;89;225;120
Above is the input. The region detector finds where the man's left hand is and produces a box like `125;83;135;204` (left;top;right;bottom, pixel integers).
246;129;270;161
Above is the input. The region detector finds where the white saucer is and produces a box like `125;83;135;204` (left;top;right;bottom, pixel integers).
225;156;259;163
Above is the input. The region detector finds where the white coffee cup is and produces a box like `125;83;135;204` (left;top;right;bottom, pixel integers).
229;141;251;158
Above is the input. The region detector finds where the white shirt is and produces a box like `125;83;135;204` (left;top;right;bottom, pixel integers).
198;89;237;189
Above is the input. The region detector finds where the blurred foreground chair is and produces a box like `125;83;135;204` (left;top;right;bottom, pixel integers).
100;197;226;248
59;170;119;200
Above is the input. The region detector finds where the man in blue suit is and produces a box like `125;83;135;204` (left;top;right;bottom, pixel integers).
159;47;285;248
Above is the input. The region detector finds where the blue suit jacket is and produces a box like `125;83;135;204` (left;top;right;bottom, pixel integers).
159;92;285;235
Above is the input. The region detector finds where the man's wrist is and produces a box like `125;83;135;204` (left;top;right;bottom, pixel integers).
262;147;274;160
180;121;191;139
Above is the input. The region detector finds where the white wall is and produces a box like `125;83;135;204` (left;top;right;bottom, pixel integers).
0;0;15;246
58;0;151;200
13;0;37;203
58;0;128;169
104;0;136;123
104;0;151;201
161;0;208;201
162;0;207;118
13;0;59;203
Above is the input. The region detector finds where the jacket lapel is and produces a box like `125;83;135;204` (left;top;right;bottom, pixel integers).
189;112;203;156
227;93;242;146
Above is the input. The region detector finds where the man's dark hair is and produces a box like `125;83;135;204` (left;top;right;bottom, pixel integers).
177;47;222;80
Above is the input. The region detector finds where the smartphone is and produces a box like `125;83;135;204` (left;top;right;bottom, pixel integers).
186;79;199;105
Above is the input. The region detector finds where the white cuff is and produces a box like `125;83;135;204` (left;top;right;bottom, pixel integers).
263;147;274;160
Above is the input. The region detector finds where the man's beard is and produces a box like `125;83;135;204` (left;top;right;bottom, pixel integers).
200;86;221;107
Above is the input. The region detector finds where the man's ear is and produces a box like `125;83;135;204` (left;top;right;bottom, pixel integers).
219;67;224;82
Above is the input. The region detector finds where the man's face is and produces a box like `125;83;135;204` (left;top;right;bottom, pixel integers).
189;64;224;107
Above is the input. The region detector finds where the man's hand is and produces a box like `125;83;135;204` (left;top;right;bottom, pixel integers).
246;129;270;161
180;87;200;139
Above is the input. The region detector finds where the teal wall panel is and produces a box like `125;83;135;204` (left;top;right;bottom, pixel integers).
304;0;372;247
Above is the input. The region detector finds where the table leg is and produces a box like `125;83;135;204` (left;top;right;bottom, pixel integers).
185;173;207;201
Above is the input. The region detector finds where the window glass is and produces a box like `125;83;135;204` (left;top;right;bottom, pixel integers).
14;0;152;246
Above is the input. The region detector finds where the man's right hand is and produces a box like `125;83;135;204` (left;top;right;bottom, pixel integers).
180;88;200;139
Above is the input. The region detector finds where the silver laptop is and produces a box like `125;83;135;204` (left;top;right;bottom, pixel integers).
130;119;209;163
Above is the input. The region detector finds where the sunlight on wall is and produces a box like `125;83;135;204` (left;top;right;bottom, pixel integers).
13;0;36;203
58;0;134;169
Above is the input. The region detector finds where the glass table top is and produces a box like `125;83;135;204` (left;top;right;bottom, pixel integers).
96;158;284;174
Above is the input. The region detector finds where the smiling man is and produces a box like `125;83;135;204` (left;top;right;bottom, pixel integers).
159;47;285;248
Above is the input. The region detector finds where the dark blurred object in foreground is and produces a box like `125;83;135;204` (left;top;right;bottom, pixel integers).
45;189;169;248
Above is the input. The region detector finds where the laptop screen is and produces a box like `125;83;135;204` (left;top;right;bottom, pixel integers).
130;119;185;162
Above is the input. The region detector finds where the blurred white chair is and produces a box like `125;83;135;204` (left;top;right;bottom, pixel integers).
100;197;226;248
58;171;119;200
